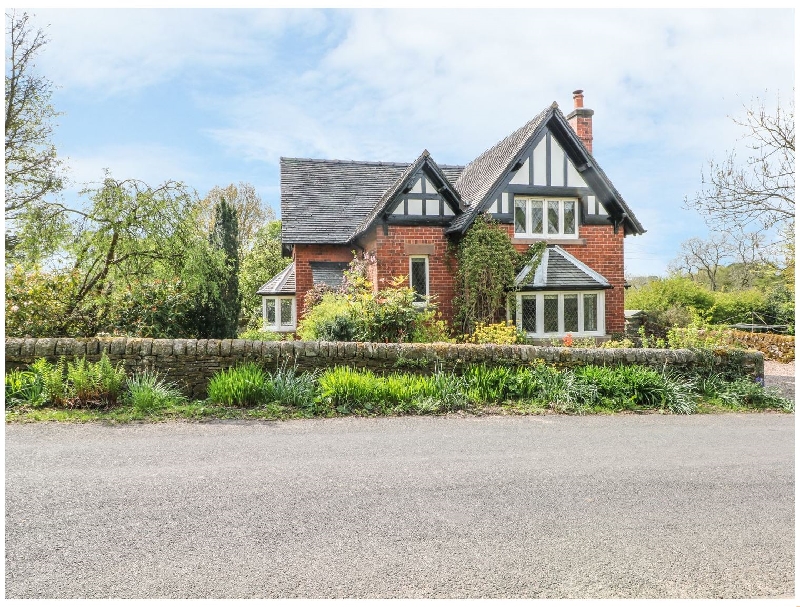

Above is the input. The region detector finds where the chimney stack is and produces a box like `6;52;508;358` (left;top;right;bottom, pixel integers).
566;89;593;153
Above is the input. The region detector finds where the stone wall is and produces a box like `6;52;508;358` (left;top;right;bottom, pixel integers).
5;337;764;399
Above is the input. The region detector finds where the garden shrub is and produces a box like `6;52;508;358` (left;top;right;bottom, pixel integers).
5;369;45;408
237;329;285;341
64;353;126;408
468;322;521;345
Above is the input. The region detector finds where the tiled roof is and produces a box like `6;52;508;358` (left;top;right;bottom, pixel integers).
515;246;611;291
280;157;464;244
310;262;349;288
256;262;295;295
455;105;553;206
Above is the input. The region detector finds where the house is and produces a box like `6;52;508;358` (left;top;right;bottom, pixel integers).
257;90;645;340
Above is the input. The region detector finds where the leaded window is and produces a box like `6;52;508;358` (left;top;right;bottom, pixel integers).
563;294;579;333
513;197;580;238
543;295;559;333
410;256;428;304
263;296;296;332
583;294;598;332
521;296;537;333
516;291;604;336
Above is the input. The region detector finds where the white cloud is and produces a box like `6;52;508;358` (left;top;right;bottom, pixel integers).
29;9;329;96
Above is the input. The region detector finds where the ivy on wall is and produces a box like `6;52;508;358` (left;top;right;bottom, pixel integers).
453;214;546;335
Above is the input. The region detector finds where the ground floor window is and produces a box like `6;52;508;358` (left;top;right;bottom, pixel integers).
409;255;429;306
515;291;604;336
263;296;296;332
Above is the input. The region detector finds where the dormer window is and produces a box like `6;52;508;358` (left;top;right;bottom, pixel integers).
514;197;578;238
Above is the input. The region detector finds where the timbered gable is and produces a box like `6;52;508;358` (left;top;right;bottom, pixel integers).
482;126;609;228
387;168;458;219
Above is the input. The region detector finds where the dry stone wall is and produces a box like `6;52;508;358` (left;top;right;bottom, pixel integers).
6;337;764;399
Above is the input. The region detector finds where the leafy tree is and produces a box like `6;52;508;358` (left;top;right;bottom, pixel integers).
687;94;794;234
200;197;240;338
5;11;64;224
453;214;521;334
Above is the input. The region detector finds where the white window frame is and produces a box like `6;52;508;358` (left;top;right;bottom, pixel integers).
514;197;579;239
515;291;605;337
409;255;430;308
262;296;297;333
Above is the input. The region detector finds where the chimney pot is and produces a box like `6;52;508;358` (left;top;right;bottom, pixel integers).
573;89;584;109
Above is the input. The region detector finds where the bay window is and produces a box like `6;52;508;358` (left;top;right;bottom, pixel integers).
262;296;296;332
514;197;578;238
516;291;604;336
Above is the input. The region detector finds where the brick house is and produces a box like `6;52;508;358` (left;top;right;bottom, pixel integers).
258;91;645;340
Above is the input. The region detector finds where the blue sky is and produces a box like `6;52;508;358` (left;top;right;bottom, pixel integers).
19;8;796;277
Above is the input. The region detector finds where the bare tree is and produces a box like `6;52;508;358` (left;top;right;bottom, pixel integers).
687;94;794;234
668;235;733;291
5;10;64;221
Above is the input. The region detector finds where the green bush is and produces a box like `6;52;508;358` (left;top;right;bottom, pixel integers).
237;329;284;341
297;292;363;341
124;370;186;413
207;363;269;407
64;353;127;408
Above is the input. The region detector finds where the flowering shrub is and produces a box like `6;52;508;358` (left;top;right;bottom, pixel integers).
468;322;521;345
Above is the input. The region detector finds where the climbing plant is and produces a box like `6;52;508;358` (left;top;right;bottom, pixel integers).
453;214;521;334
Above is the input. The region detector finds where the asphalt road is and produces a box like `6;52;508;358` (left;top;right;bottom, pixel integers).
5;414;795;599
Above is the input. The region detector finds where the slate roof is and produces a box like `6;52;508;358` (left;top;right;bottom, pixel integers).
256;262;295;295
280;157;464;244
280;101;644;244
310;262;349;288
515;246;611;291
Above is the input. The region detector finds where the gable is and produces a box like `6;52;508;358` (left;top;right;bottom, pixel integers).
481;127;606;222
449;108;643;235
387;168;458;218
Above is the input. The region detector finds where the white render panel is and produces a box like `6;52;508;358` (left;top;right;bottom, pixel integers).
391;204;405;215
502;192;509;213
550;139;565;187
407;199;423;214
510;157;530;185
598;200;607;215
533;138;547;185
443;203;454;216
410;177;422;193
567;159;586;187
425;177;437;193
587;195;596;214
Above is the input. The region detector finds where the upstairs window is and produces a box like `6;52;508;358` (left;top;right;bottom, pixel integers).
514;197;578;238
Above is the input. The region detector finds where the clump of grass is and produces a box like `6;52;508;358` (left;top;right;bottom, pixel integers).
5;369;45;408
207;363;269;408
265;366;318;409
124;370;187;413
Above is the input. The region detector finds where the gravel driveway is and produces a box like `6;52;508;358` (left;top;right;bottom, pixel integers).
5;415;794;599
764;360;795;400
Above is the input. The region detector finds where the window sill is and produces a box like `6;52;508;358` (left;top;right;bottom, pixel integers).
263;325;296;333
513;237;586;245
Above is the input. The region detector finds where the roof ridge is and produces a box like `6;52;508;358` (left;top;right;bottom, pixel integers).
281;157;412;167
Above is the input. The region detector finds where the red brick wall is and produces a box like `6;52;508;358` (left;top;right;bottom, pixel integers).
502;223;626;335
371;225;458;326
294;221;626;335
293;244;355;320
